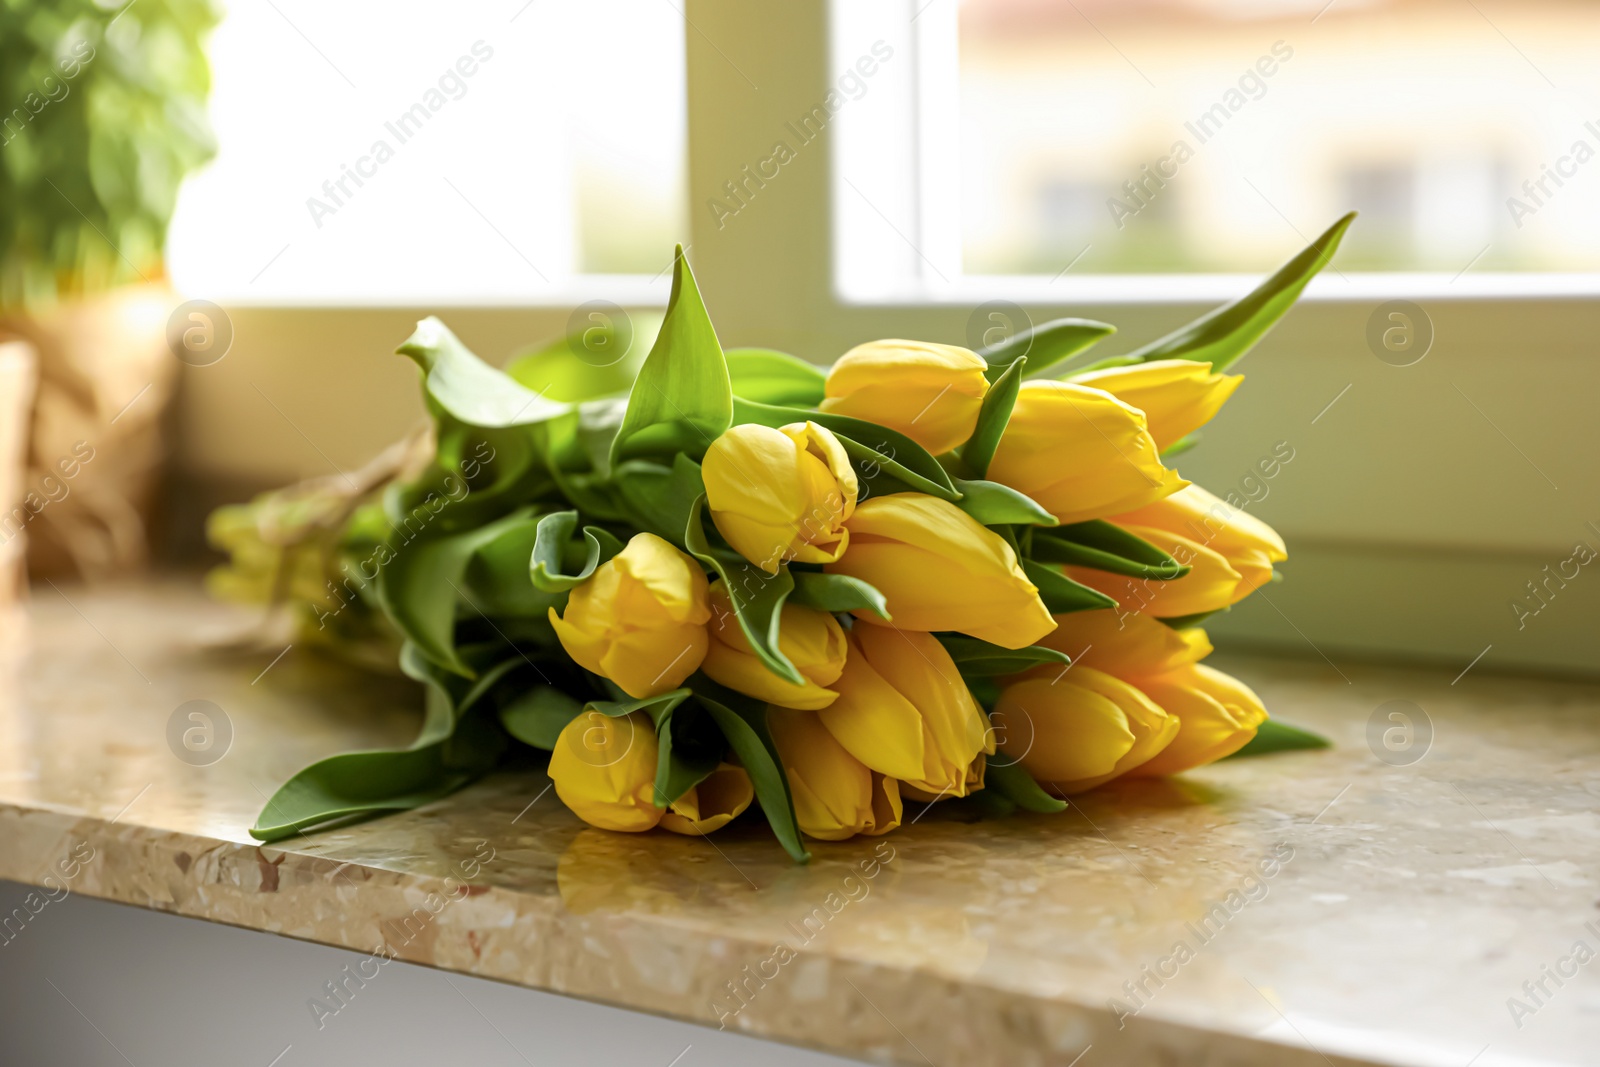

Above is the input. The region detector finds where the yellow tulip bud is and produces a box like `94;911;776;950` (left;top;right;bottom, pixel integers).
1114;484;1286;600
987;381;1187;524
992;666;1177;795
825;493;1055;649
549;533;711;698
820;339;989;455
548;710;663;832
703;421;859;573
818;626;993;797
658;762;756;836
701;581;847;709
1065;523;1243;620
1124;664;1268;777
1036;608;1212;677
768;706;903;840
1070;360;1241;451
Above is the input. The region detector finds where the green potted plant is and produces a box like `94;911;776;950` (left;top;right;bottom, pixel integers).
0;0;218;577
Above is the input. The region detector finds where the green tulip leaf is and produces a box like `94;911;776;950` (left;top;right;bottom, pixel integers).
978;317;1116;380
498;685;584;750
461;513;566;621
1161;432;1201;459
984;756;1068;813
960;355;1024;477
1022;558;1118;614
692;679;810;863
952;479;1058;527
788;571;890;620
731;397;960;502
684;495;804;686
727;348;826;406
1031;521;1189;581
613;453;706;548
611;246;733;464
529;510;624;593
1226;719;1333;758
937;636;1071;676
1122;213;1354;371
397;317;570;428
505;313;662;403
651;698;724;809
378;508;542;677
1158;607;1229;630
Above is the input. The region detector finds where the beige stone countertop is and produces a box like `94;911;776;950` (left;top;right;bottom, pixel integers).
1;581;1596;1067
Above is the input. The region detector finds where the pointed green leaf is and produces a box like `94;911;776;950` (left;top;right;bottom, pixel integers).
1031;521;1189;581
505;312;663;403
684;495;804;685
1157;607;1229;630
727;348;826;406
984;757;1068;813
462;514;564;620
937;636;1071;676
1161;432;1201;459
1022;558;1118;614
732;398;960;501
952;478;1057;527
398;317;570;427
978;317;1116;380
788;571;890;619
692;679;810;863
960;356;1024;477
651;698;723;808
611;246;732;463
499;685;584;750
1123;213;1355;371
1226;719;1332;758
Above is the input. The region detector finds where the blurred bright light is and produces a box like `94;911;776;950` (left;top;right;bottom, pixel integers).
167;0;686;304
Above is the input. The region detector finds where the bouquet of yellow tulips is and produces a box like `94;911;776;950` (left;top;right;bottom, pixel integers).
216;216;1350;861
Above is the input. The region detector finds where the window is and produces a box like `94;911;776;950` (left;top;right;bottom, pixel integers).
166;0;687;304
835;0;1600;297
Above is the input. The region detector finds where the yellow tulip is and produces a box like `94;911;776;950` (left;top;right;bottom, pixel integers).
1066;522;1248;620
549;532;711;698
987;381;1187;524
817;626;992;797
1114;484;1286;600
1070;360;1241;451
701;581;847;709
658;762;756;836
1124;664;1268;777
825;493;1055;649
703;421;859;573
820;339;989;455
991;666;1177;795
768;706;903;840
1035;608;1212;677
548;710;663;832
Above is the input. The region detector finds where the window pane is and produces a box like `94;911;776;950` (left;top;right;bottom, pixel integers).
959;0;1600;274
167;0;686;303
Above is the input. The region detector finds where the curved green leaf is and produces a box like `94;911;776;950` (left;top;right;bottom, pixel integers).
529;510;622;593
1122;213;1354;371
1157;607;1229;630
937;636;1071;676
1021;558;1118;614
984;756;1068;813
692;679;810;863
612;453;706;548
684;495;803;685
978;317;1116;380
952;478;1057;527
732;397;960;502
505;313;663;403
960;356;1024;477
727;348;826;406
1031;521;1188;581
788;571;890;619
611;246;732;464
397;317;570;428
1226;719;1332;758
499;685;583;750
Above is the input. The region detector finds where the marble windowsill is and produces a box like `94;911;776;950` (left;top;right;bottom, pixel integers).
0;581;1595;1067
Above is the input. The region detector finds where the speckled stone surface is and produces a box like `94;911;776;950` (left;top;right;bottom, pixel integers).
1;582;1596;1067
